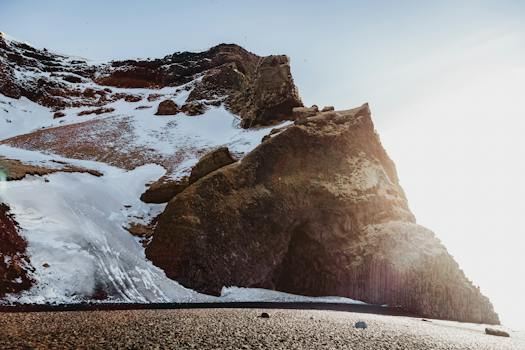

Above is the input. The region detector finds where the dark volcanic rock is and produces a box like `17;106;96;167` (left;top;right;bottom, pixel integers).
0;204;33;296
146;104;499;325
485;328;510;337
155;100;179;115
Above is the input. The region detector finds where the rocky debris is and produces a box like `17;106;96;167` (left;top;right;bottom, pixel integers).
0;157;102;181
0;203;33;296
485;328;510;337
259;312;270;319
292;105;319;119
62;75;83;83
77;107;115;116
146;104;499;324
126;222;155;248
355;321;368;329
140;177;189;204
321;106;335;112
155;100;179;115
53;111;66;119
135;105;152;110
181;101;207;116
188;147;236;184
147;94;162;102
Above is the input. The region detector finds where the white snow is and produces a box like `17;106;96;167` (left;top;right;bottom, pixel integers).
220;287;366;305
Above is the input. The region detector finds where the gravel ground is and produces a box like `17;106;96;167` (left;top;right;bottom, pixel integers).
0;308;522;349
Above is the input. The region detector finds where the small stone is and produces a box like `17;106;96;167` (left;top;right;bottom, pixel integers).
42;263;50;268
260;312;270;319
485;328;510;337
53;111;66;119
355;321;367;329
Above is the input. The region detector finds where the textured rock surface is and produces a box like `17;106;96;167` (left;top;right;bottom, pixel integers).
146;104;499;324
188;147;236;184
140;178;189;204
155;100;179;115
0;204;33;296
0;35;301;125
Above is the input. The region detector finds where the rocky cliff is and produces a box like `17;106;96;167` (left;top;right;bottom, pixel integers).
146;105;499;324
0;33;302;127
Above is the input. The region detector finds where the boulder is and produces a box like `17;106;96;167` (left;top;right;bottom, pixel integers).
53;111;66;119
155;100;179;115
189;147;236;184
181;101;207;116
146;104;499;325
321;106;335;112
292;105;319;119
485;328;510;337
237;55;303;128
355;321;368;329
140;178;189;204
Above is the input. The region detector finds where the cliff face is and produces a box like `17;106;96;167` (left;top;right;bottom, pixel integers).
0;203;33;296
146;105;499;324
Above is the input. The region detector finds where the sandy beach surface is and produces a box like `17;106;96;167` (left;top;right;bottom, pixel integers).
0;308;523;349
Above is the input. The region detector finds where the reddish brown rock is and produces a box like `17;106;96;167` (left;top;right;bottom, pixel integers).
0;204;33;296
188;147;236;184
140;177;189;204
146;104;499;325
155;100;179;116
181;101;207;116
53;111;66;119
77;107;115;116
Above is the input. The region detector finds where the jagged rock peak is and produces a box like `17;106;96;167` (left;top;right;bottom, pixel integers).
0;34;302;127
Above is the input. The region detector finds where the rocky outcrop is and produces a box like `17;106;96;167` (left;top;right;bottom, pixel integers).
0;204;33;296
1;35;301;126
146;104;499;324
140;147;236;204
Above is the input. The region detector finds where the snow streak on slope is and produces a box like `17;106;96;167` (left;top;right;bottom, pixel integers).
0;149;210;303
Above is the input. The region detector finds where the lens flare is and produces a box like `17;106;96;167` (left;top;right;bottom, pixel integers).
0;167;7;193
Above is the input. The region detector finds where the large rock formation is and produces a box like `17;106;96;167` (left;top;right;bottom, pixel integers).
0;203;33;296
0;34;302;126
146;104;499;324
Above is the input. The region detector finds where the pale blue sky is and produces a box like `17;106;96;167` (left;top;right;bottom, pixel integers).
1;1;525;328
1;0;523;115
